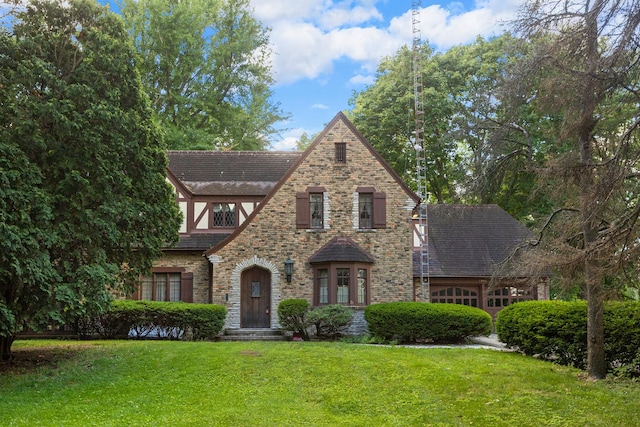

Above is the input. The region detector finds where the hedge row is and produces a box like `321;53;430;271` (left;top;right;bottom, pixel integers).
364;302;492;343
79;300;226;341
496;300;640;375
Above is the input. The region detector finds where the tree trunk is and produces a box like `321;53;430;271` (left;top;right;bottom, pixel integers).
581;0;607;380
586;269;606;379
0;334;15;362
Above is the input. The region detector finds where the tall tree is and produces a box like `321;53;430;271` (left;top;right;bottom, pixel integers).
348;35;546;218
0;0;181;360
499;0;640;379
120;0;288;150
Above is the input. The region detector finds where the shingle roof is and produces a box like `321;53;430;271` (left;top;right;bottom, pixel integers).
167;151;302;196
309;236;375;264
170;233;231;251
414;204;533;277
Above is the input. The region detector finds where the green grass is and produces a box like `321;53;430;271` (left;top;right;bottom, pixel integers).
1;340;639;426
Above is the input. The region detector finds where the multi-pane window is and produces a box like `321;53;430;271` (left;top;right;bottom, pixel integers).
314;265;369;306
358;193;373;229
357;269;367;304
335;143;346;163
318;269;329;304
140;272;181;302
310;193;324;228
336;268;350;304
213;203;235;227
487;287;533;308
431;287;478;307
355;188;386;229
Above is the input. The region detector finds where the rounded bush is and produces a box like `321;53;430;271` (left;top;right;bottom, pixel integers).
277;299;310;340
496;300;640;375
307;305;353;339
365;302;491;343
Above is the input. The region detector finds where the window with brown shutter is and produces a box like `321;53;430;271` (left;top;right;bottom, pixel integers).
134;270;193;302
356;188;386;229
296;187;326;229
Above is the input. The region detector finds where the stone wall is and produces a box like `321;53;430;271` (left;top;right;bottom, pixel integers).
152;251;210;303
211;116;417;329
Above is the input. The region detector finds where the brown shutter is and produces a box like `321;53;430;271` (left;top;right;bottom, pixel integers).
296;192;310;229
373;192;386;229
180;272;194;303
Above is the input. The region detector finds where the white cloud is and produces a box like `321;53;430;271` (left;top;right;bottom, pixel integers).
311;103;329;109
270;127;307;151
253;0;521;84
349;74;375;85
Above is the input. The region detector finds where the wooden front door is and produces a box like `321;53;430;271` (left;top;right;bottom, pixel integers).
241;267;271;328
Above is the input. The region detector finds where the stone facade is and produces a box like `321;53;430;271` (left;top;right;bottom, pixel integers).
209;114;418;329
152;251;210;303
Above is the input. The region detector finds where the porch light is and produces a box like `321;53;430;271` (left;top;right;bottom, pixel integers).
284;257;294;283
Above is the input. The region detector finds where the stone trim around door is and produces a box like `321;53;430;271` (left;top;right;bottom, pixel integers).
225;255;282;330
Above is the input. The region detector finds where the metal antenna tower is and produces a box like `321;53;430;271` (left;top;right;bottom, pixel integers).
412;1;430;302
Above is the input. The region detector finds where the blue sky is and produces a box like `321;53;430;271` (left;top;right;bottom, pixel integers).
3;0;523;149
252;0;523;150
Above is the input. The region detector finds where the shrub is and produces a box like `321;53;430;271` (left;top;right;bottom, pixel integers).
365;302;491;343
496;300;640;376
307;305;353;339
90;301;226;340
277;299;310;340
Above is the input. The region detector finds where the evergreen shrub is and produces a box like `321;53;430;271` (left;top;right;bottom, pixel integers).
496;300;640;375
365;302;491;343
307;305;353;339
277;299;310;340
90;300;226;340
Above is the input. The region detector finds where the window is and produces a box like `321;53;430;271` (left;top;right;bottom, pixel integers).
136;270;193;302
355;188;386;229
296;187;327;229
310;193;324;229
357;269;367;305
358;193;373;229
336;268;350;304
487;287;533;308
318;269;329;304
313;264;370;306
213;203;235;227
431;287;478;307
335;143;346;163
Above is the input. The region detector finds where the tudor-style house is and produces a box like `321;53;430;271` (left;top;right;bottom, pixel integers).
135;112;547;331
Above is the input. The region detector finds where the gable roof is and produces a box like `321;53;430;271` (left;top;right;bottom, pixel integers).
205;112;420;256
309;236;375;264
416;204;534;278
167;151;302;196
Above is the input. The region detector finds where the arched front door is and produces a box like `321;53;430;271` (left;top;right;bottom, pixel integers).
241;266;271;328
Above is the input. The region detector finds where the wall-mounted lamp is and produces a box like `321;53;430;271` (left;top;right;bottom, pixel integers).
284;257;294;283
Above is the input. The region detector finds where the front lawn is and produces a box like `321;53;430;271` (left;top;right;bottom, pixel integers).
1;340;638;426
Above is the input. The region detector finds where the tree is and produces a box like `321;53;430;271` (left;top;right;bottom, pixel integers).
0;0;181;360
120;0;288;150
348;35;546;216
499;0;640;379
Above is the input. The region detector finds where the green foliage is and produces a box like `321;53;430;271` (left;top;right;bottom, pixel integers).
0;0;181;360
365;302;492;344
307;305;353;339
120;0;288;150
277;299;310;340
496;301;588;367
496;300;640;376
86;300;226;341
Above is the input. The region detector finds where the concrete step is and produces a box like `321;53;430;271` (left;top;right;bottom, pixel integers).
218;328;287;342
